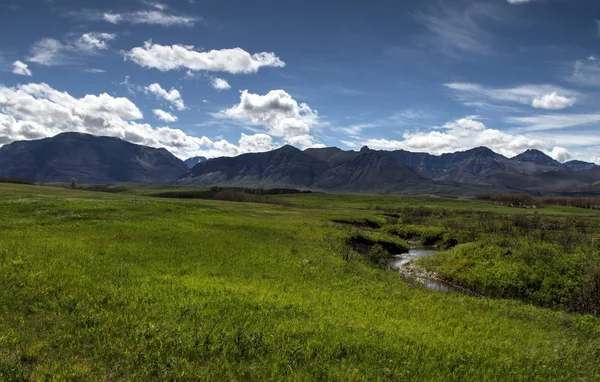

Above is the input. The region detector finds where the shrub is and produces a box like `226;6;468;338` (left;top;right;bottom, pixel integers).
418;240;600;311
330;216;386;229
347;231;409;254
384;224;451;247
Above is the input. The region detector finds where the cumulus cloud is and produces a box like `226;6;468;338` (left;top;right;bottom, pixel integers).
124;41;285;74
547;146;571;162
145;83;185;110
28;33;116;66
211;77;231;90
238;133;274;153
153;109;177;123
445;82;578;109
216;89;321;148
531;92;576;110
0;82;276;159
0;82;141;144
362;116;566;159
75;32;116;53
12;61;32;76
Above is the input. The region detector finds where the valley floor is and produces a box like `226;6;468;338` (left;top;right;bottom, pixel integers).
0;184;599;380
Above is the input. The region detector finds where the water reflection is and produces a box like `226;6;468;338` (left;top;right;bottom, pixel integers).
389;249;463;293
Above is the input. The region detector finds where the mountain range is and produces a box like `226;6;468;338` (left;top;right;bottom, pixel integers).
184;156;207;168
1;132;599;195
0;133;188;184
178;144;600;195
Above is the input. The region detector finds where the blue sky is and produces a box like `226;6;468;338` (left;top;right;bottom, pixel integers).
1;0;600;162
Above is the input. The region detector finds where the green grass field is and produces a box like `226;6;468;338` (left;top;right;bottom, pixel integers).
1;183;600;381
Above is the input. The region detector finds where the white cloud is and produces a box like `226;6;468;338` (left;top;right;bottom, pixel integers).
531;92;576;110
145;83;185;110
0;82;276;159
75;32;116;53
124;41;285;74
153;109;177;123
413;2;502;56
507;113;600;131
73;3;198;27
28;33;116;66
211;77;231;90
337;123;377;137
238;133;273;153
102;10;197;26
216;89;321;148
28;39;65;66
142;1;168;11
445;82;578;109
362;116;564;159
570;56;600;87
84;68;106;73
285;135;326;149
507;0;536;4
547;146;571;162
12;61;32;76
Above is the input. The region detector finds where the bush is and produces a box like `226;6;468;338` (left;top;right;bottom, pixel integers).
418;240;599;311
347;231;409;254
330;216;387;229
384;224;455;247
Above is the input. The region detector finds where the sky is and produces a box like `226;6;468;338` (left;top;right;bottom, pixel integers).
1;0;600;163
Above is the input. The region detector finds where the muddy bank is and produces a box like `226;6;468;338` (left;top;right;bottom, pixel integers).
390;249;480;295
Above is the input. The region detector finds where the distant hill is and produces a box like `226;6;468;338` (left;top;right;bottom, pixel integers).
184;156;207;168
564;160;599;172
176;145;424;191
177;145;330;188
177;145;600;195
0;132;188;184
384;146;562;182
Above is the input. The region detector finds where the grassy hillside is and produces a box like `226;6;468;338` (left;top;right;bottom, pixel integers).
1;184;599;380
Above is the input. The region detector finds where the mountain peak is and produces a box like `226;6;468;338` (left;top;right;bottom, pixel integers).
276;144;301;153
467;146;495;155
359;145;371;153
0;132;188;184
184;156;208;169
564;160;599;171
513;149;560;166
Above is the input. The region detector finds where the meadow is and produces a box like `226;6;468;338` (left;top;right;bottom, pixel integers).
1;183;600;381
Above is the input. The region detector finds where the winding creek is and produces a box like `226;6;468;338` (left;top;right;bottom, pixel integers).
389;249;465;293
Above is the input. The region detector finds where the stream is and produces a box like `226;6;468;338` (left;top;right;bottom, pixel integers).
389;249;464;293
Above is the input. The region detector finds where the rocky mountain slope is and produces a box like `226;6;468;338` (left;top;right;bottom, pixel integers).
177;145;424;191
179;145;600;194
184;156;207;168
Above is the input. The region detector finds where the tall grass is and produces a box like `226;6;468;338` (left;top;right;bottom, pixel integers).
0;184;599;380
